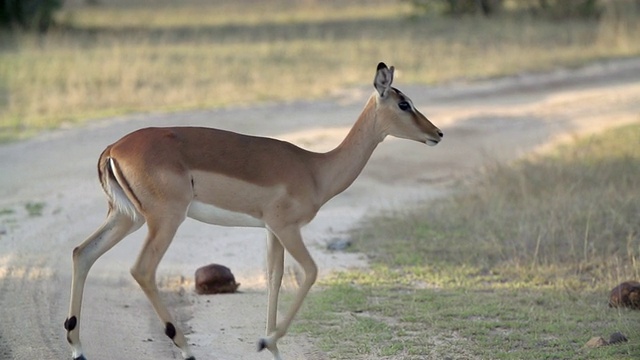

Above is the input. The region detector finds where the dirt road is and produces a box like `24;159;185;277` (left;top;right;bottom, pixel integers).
1;58;639;360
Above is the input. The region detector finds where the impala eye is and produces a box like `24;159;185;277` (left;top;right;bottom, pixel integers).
398;101;411;111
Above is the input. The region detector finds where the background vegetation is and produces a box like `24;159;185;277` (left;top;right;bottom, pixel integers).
407;0;608;18
0;0;63;32
294;122;640;359
1;0;640;141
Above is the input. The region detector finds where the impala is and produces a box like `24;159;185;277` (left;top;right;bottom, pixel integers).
64;62;443;360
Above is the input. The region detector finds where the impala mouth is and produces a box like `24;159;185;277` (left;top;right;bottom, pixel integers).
425;129;443;146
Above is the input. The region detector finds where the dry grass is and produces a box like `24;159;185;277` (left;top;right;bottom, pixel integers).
356;122;640;287
1;0;640;141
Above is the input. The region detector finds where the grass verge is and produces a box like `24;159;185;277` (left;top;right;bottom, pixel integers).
293;122;640;359
1;0;640;141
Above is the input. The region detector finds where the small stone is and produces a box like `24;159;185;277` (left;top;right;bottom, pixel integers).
194;264;240;295
609;332;628;345
584;337;608;348
327;238;351;251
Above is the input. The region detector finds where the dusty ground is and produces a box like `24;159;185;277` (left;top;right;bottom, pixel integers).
1;58;640;360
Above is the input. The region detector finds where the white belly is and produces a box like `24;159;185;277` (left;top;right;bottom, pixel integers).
187;201;265;228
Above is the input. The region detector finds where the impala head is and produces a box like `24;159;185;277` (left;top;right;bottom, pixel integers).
373;62;443;146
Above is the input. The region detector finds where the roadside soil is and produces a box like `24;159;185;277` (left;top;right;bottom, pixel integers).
1;58;640;360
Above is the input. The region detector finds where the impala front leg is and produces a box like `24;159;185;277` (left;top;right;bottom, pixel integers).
258;226;317;360
263;230;285;359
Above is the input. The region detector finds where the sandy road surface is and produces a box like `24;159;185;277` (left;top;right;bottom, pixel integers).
1;58;640;360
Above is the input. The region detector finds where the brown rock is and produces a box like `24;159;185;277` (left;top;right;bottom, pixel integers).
195;264;240;295
609;281;640;309
584;336;608;348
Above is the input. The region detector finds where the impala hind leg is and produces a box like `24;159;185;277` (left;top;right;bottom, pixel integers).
258;226;317;360
130;215;195;360
65;210;144;360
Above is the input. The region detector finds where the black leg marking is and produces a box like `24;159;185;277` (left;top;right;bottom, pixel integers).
185;357;196;360
165;322;176;340
257;338;267;352
64;316;77;331
73;356;87;360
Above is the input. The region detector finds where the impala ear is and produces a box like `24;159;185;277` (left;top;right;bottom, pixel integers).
374;62;395;98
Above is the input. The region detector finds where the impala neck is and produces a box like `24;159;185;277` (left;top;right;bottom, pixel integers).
315;95;386;205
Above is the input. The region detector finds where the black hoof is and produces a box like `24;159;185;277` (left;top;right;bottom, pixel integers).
185;357;196;360
257;338;267;352
74;356;87;360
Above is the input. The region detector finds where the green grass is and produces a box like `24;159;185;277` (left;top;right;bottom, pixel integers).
293;122;640;359
0;208;15;216
298;280;640;359
1;0;640;141
25;202;45;217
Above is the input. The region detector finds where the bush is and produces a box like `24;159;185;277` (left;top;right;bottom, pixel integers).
405;0;604;19
405;0;503;16
0;0;63;32
533;0;603;19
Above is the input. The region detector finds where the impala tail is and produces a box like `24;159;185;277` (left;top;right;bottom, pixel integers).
98;148;140;221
